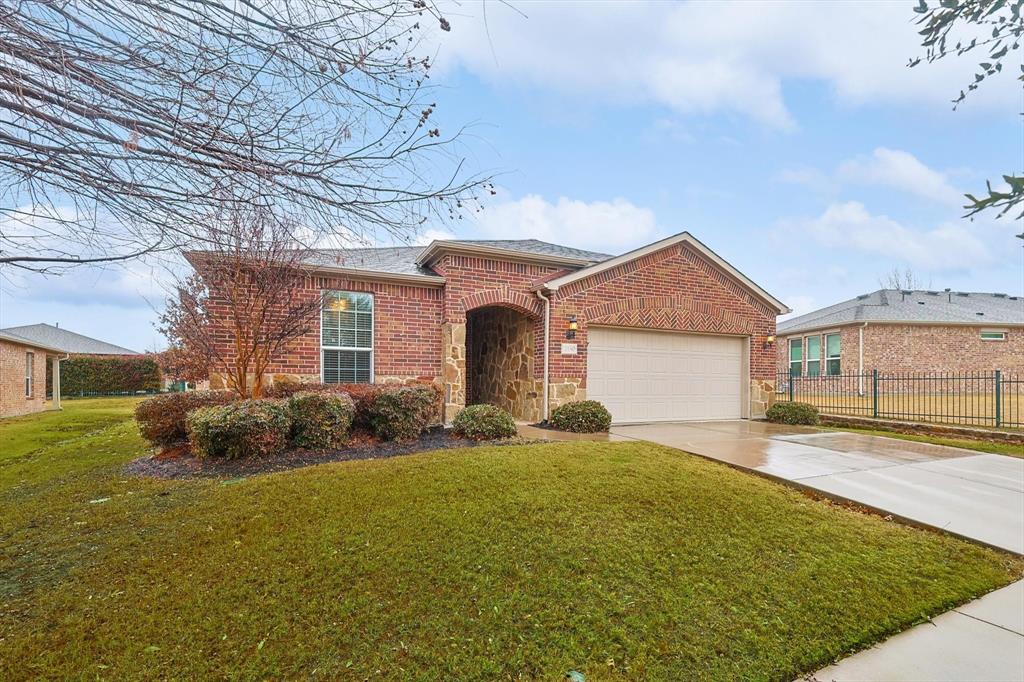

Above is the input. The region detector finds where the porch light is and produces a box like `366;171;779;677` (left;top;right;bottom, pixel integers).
566;315;578;339
764;335;775;349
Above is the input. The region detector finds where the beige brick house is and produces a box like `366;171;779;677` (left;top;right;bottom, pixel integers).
0;330;65;418
777;289;1024;378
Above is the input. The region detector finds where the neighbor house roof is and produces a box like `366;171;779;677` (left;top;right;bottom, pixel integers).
537;231;791;314
0;329;67;355
0;323;139;355
778;289;1024;334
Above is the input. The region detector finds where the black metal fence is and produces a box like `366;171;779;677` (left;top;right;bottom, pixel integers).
775;370;1023;429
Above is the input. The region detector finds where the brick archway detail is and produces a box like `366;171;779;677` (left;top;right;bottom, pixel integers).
461;288;543;318
584;296;754;335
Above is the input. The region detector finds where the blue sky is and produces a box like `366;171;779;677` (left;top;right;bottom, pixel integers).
1;0;1022;352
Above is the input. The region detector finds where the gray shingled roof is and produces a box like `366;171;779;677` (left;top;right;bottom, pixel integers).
778;289;1024;334
0;323;140;355
300;239;611;276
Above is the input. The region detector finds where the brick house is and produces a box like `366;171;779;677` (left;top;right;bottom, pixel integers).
776;289;1024;378
191;232;789;424
0;330;64;418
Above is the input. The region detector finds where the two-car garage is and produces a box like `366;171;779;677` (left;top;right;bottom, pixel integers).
586;326;745;424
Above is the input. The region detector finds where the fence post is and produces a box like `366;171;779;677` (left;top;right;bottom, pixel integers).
995;369;1002;428
871;369;878;419
788;373;794;402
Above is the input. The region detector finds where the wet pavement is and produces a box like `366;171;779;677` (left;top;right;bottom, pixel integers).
522;420;1024;554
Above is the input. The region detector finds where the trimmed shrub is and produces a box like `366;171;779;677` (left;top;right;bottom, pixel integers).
368;385;440;441
264;382;379;429
549;400;612;433
186;399;291;459
766;401;819;425
50;355;162;396
288;392;355;450
452;404;518;441
135;390;235;447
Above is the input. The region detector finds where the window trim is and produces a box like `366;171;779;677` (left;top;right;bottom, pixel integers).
980;330;1007;342
824;332;841;376
788;338;803;377
320;290;375;384
25;351;34;398
805;334;822;377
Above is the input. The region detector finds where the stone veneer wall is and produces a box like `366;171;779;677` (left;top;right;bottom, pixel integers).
467;307;541;421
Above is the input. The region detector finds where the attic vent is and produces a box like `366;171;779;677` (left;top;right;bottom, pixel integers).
956;292;969;297
917;301;925;305
976;312;984;316
856;294;870;300
926;291;939;296
992;293;1007;298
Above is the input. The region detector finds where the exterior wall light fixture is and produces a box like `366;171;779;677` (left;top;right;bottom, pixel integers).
566;315;578;339
764;334;775;349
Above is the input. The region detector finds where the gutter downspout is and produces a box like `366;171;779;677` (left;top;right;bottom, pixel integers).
536;290;551;422
858;323;868;396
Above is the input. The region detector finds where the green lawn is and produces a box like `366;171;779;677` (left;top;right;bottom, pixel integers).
827;425;1024;459
1;400;1020;680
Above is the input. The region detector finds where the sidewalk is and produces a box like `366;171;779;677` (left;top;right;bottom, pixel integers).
808;580;1024;681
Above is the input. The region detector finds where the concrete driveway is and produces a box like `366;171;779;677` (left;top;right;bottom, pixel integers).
609;420;1024;554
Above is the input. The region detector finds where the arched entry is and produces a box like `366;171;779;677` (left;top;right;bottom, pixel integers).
465;304;542;422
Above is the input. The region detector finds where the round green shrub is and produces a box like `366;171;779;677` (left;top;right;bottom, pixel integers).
288;392;355;450
368;385;440;441
452;404;518;440
765;401;819;425
186;399;291;459
549;400;612;433
135;390;235;447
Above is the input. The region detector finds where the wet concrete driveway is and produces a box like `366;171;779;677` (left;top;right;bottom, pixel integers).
609;421;1024;554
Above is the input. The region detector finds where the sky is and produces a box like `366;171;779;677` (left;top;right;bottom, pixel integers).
2;0;1022;352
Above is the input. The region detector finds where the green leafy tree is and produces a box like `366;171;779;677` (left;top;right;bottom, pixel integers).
910;0;1024;218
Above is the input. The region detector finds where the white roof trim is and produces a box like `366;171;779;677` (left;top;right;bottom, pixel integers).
415;240;597;268
299;263;446;286
537;231;790;314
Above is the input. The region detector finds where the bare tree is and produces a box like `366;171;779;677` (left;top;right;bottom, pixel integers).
879;266;932;290
159;206;323;398
0;0;488;272
910;0;1024;219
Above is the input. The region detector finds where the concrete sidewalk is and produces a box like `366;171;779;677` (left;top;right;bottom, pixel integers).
808;580;1024;682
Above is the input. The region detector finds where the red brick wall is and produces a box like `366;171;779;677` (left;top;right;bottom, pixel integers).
205;274;444;380
777;324;1024;375
551;243;778;385
1;339;46;418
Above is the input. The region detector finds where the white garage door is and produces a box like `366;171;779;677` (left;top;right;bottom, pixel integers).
587;327;744;424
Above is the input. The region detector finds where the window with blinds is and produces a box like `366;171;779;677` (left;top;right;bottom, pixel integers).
321;291;373;383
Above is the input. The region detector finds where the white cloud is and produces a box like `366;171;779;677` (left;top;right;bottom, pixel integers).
429;1;1014;129
793;201;990;271
3;261;168;311
838;148;962;206
465;190;660;254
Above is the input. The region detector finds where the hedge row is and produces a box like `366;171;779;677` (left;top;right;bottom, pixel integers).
48;356;162;396
135;384;441;458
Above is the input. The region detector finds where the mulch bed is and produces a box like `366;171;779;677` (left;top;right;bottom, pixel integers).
125;428;537;480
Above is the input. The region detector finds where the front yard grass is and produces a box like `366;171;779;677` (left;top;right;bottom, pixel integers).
1;400;1020;680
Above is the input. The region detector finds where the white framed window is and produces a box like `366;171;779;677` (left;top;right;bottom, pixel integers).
788;338;802;377
805;335;821;377
25;352;34;397
321;291;373;384
980;330;1007;341
825;333;841;375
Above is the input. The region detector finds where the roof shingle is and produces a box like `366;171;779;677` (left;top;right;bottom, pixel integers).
0;324;140;355
778;289;1024;334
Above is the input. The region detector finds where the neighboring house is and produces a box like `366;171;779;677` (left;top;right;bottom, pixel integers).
0;330;65;418
0;323;140;357
776;289;1024;378
190;232;789;424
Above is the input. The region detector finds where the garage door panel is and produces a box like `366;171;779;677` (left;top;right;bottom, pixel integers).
587;327;743;424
